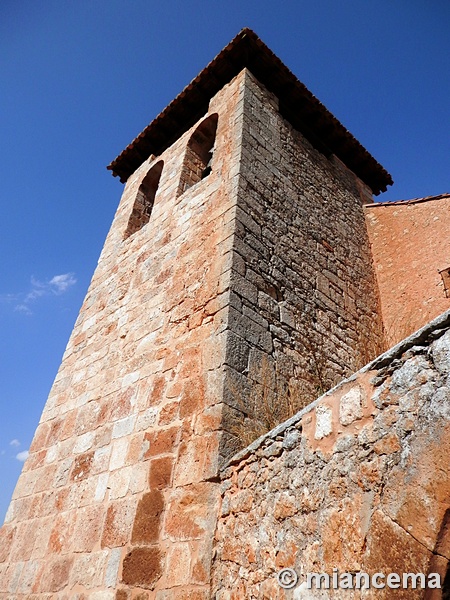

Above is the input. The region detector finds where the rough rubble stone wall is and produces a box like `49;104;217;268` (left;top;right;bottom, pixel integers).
0;72;247;600
366;196;450;347
221;71;385;458
212;309;450;599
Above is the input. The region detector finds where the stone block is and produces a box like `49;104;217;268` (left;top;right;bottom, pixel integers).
108;467;131;499
432;329;450;375
314;404;333;439
131;490;164;544
70;550;108;589
102;498;137;548
143;427;179;459
164;484;219;542
112;414;137;439
149;456;174;490
104;548;122;588
72;505;104;552
109;438;129;471
40;557;73;593
339;387;363;426
163;542;191;587
224;331;250;373
71;451;94;483
121;547;163;589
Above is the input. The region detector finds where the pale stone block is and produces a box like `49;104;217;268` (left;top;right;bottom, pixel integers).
75;391;93;408
136;407;158;431
8;561;24;593
89;591;115;600
104;547;122;588
31;516;53;559
71;550;108;589
339;387;363;426
432;330;450;374
53;457;73;488
203;333;226;371
136;332;158;354
108;467;131;499
164;542;191;587
73;431;95;453
121;370;140;388
118;313;129;328
17;559;39;593
129;463;147;494
4;501;15;524
93;446;112;473
56;438;76;460
294;581;330;599
95;473;109;502
112;414;137;439
81;315;97;332
45;444;59;464
109;438;129;471
314;405;333;440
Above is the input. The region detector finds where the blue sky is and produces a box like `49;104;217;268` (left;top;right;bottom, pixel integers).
1;0;449;522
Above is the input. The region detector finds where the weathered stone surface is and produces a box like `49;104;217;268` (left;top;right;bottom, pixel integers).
221;70;385;461
121;547;163;588
131;490;164;544
339;386;363;425
432;329;450;375
0;69;245;598
212;316;450;598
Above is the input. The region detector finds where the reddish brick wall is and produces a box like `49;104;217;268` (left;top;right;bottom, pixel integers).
366;195;450;346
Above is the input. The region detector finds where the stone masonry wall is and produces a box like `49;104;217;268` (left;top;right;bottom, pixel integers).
221;71;385;458
0;66;395;599
213;309;450;599
366;195;450;347
0;72;247;599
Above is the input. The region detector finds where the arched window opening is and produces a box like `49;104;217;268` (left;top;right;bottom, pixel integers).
177;113;218;197
124;160;164;239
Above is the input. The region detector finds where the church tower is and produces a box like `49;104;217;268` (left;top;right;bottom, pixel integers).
0;30;392;598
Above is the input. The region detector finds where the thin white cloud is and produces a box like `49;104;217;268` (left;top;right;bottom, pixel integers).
49;273;77;294
25;280;46;302
9;439;20;447
16;450;29;462
14;304;32;315
10;272;77;314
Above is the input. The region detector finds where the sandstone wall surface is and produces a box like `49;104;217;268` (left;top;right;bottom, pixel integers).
366;195;450;346
1;66;406;600
0;72;247;600
213;310;450;599
221;71;385;458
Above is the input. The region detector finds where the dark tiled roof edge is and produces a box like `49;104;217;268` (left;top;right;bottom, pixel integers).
365;192;450;207
107;28;393;195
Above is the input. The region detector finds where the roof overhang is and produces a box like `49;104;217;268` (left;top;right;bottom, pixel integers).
108;29;393;195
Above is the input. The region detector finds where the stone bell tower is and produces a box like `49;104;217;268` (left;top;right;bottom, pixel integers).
0;29;392;598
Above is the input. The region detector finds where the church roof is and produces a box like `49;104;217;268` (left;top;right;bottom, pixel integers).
108;28;393;195
365;192;450;207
